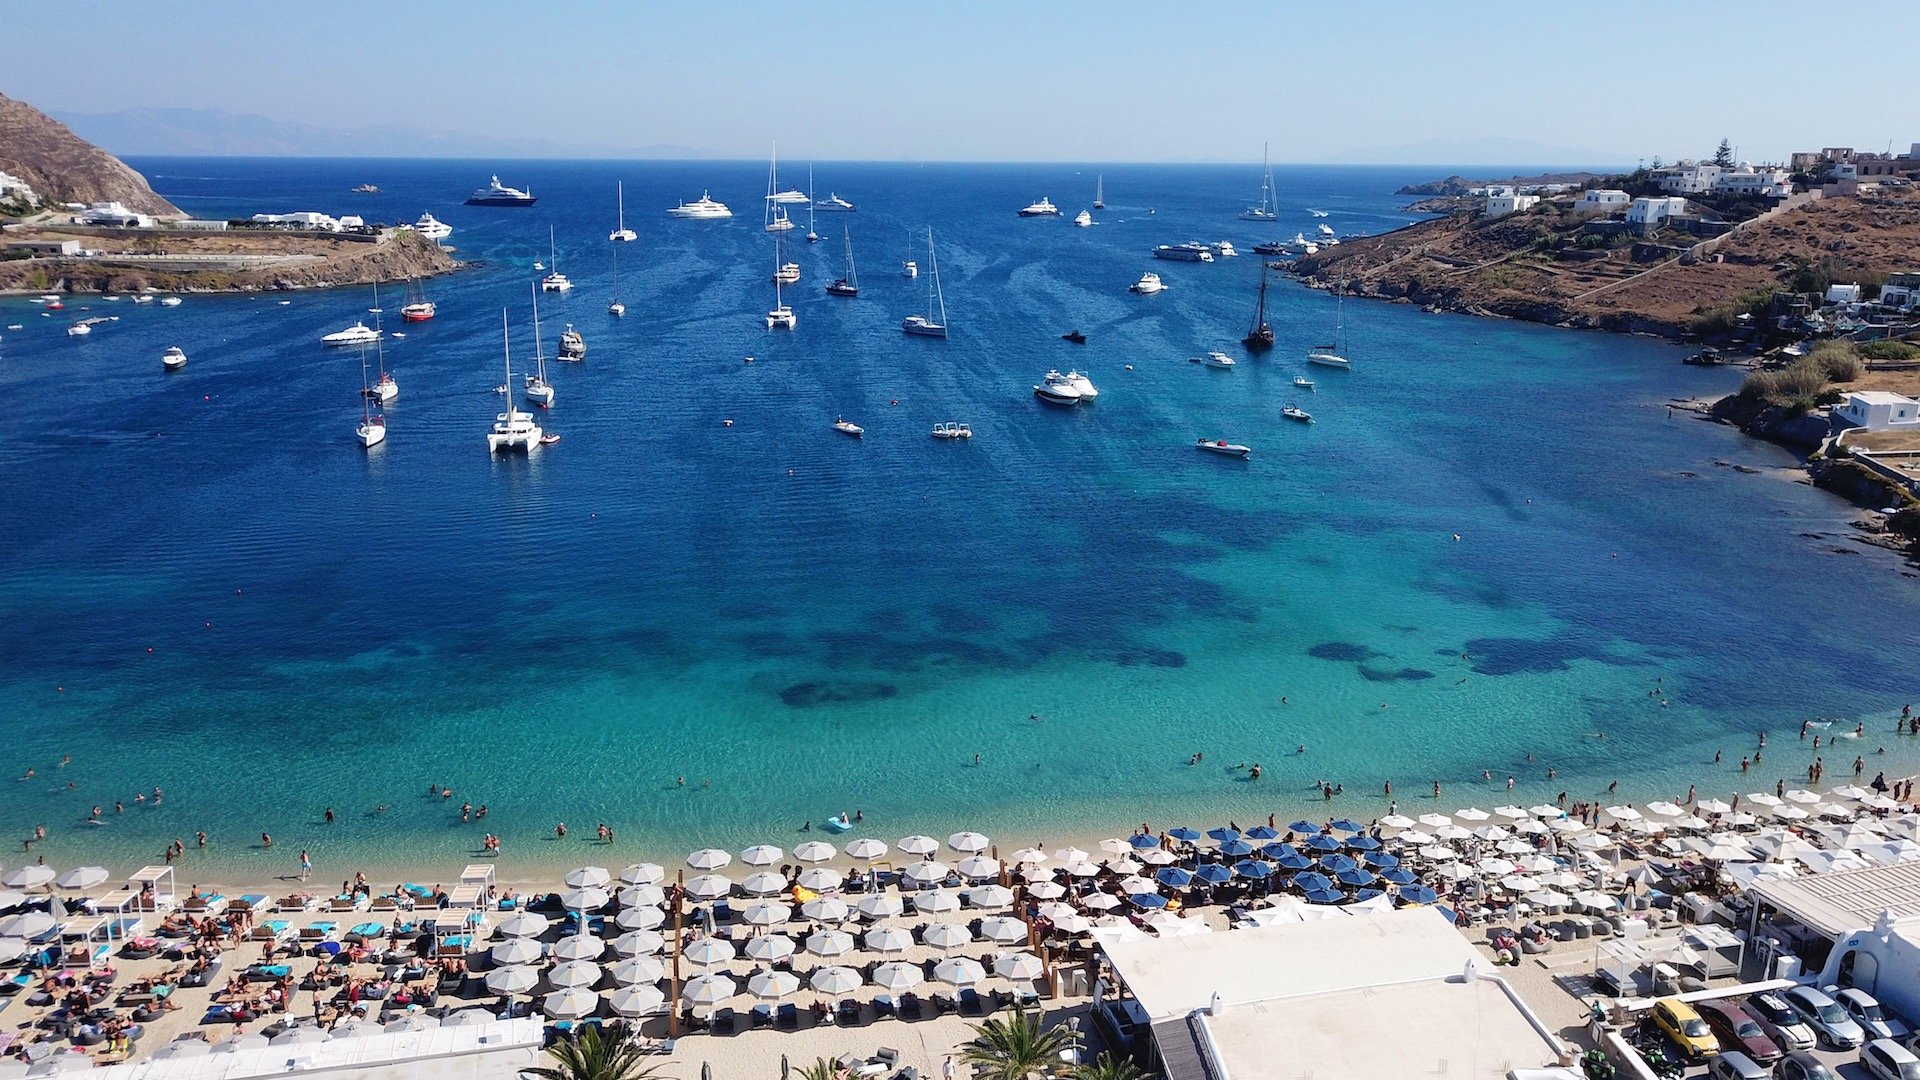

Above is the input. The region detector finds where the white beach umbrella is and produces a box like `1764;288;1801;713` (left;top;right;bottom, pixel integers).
1550;818;1588;834
683;938;735;967
796;867;843;891
0;911;53;940
607;985;666;1017
949;831;991;853
1517;854;1559;873
542;987;600;1019
801;896;850;922
1379;814;1417;830
1106;856;1142;876
1497;839;1533;855
563;866;611;889
1500;875;1540;893
902;862;950;885
1064;861;1101;878
1474;858;1517;878
552;934;604;961
739;871;787;897
957;856;1002;880
1418;844;1458;861
1431;862;1472;882
496;912;548;938
1081;893;1121;911
560;886;610;912
685;874;733;900
616;906;666;931
845;838;889;861
0;939;24;964
1538;871;1583;889
1704;842;1755;861
1433;825;1471;841
1;867;54;890
871;961;924;993
1053;846;1090;865
1473;826;1513;842
968;884;1016;908
609;956;665;985
793;841;837;864
854;894;903;919
743;934;795;964
898;835;940;856
0;891;27;913
1830;785;1872;801
1862;795;1902;812
993;952;1045;981
1417;813;1452;829
489;938;542;966
1395;828;1434;845
1516;821;1549;836
1697;798;1734;814
1572;833;1614;850
1524;888;1572;907
1024;881;1066;900
864;926;914;953
1784;788;1822;805
741;901;792;927
1722;811;1760;827
810;966;863;995
687;848;732;870
1053;913;1092;934
1115;876;1159;894
1746;792;1784;807
934;957;986;987
979;916;1028;944
923;923;973;950
1773;804;1810;821
1008;847;1049;867
1815;803;1855;820
1674;815;1712;830
546;960;602;990
804;929;856;957
1138;849;1177;866
618;884;665;909
1037;902;1078;921
484;965;539;995
1528;804;1563;818
54;867;107;891
679;973;735;1007
1494;805;1529;821
1099;838;1136;856
619;863;664;886
153;1043;212;1060
1573;890;1619;911
748;970;801;1000
1605;806;1643;822
739;845;784;867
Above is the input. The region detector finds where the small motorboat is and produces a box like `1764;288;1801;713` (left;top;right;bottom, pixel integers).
833;418;864;437
539;433;562;445
1294;375;1316;392
1061;330;1086;344
66;322;90;337
1062;370;1097;400
1033;377;1081;406
1191;352;1235;368
931;422;973;440
160;296;182;307
1283;403;1313;423
1129;272;1166;295
557;325;586;360
1073;209;1092;227
1197;439;1251;459
162;346;187;371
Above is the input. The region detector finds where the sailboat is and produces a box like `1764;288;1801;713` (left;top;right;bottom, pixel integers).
540;227;572;291
901;229;947;338
525;283;554;407
826;228;859;297
608;238;626;316
488;309;544;453
1093;174;1105;210
902;230;917;278
1239;143;1279;222
609;181;637;242
400;277;435;321
765;143;800;232
805;166;819;244
1305;286;1351;369
363;284;398;403
767;242;796;329
356;344;386;448
1242;267;1274;352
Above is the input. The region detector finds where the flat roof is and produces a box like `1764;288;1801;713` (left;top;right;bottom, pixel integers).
1749;862;1920;938
1845;390;1918;405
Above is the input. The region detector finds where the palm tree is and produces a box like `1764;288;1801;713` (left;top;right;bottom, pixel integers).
959;1008;1080;1080
794;1060;840;1080
520;1023;672;1080
1069;1054;1146;1080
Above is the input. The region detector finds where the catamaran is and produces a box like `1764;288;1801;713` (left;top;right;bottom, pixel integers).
610;181;636;242
488;310;544;453
901;229;947;337
767;243;796;329
525;284;554;408
1240;143;1279;221
1242;267;1274;351
1306;287;1352;369
826;228;859;297
540;227;571;291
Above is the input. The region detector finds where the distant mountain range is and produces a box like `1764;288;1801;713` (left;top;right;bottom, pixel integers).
52;106;704;160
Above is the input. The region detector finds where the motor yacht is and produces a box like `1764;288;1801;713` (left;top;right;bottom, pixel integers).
1320;224;1337;240
159;296;182;307
1294;375;1316;392
931;422;973;439
412;212;452;240
1129;272;1166;295
1283;402;1313;423
775;261;800;285
162;346;187;371
1211;241;1238;257
466;175;536;206
1033;375;1081;406
814;193;856;212
1191;352;1236;368
1197;439;1251;459
1251;240;1289;256
832;418;864;437
1073;209;1092;227
66;322;91;337
1061;369;1098;400
557;324;586;360
1018;197;1060;217
321;322;381;347
667;192;732;219
1154;243;1214;262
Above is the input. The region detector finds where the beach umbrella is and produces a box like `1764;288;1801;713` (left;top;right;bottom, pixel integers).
386;1013;442;1034
609;956;665;985
1697;798;1734;814
1097;838;1135;857
608;985;666;1017
797;867;843;891
560;886;610;912
792;841;836;864
1334;868;1375;887
1528;804;1563;818
1138;849;1177;866
1380;867;1418;886
1346;835;1382;852
1784;788;1822;805
687;848;732;870
270;1025;328;1046
1106;856;1143;876
1115;876;1159;894
748;971;801;1000
1235;860;1275;880
684;938;736;967
1455;807;1491;823
898;835;940;856
809;966;863;995
489;938;542;966
739;871;787;897
616;906;666;931
1164;826;1202;844
1550;818;1588;834
993;952;1044;981
979;916;1027;944
801;896;850;921
542;986;601;1019
1053;846;1091;864
1053;912;1093;934
1431;862;1473;882
1674;814;1713;829
1081;893;1121;911
948;831;991;853
854;894;903;919
902;862;950;885
1497;839;1533;855
1304;834;1342;852
1206;826;1242;844
1396;828;1434;845
872;961;924;993
923;923;973;949
1302;885;1344;904
1746;792;1784;807
1862;795;1902;812
328;1020;386;1039
1474;857;1517;877
739;845;784;867
1244;825;1280;841
553;933;604;961
1815;803;1855;820
1433;825;1471;841
968;884;1015;908
1398;885;1439;905
744;934;796;964
485;965;539;995
1516;820;1549;836
1379;814;1417;830
1524;887;1572;907
1319;853;1358;873
1572;833;1614;851
1;867;54;890
0;891;26;913
913;890;960;914
1605;806;1643;822
1269;847;1312;871
679;973;735;1007
934;957;986;987
864;926;914;953
1831;785;1872;801
1500;875;1540;893
1155;867;1194;888
1216;839;1255;857
957;857;1002;880
619;863;665;886
1417;814;1452;829
153;1043;212;1060
1363;851;1400;870
216;1033;272;1053
804;929;855;957
1328;818;1365;834
618;884;665;909
685;874;733;900
1774;805;1810;821
1007;847;1049;867
1573;890;1619;911
564;866;611;890
1538;871;1582;889
1041;901;1083;920
1064;861;1102;879
496;912;548;938
547;960;602;990
1194;864;1233;885
741;901;792;927
1417;844;1458;861
1281;821;1316;835
0;939;24;964
1024;881;1066;900
845;838;889;861
53;867;107;891
1128;833;1161;851
1129;893;1169;910
1722;811;1760;826
1517;854;1559;873
0;911;54;939
1494;805;1529;820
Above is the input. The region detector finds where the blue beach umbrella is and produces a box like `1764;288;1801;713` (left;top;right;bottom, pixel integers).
1129;833;1161;850
1206;827;1241;844
1335;867;1377;888
1129;893;1169;909
1155;867;1194;888
1233;860;1275;880
1352;888;1386;902
1345;835;1382;852
1194;864;1233;885
1244;825;1280;841
1217;839;1255;857
1304;834;1342;852
1303;886;1344;905
1362;851;1400;870
1167;827;1203;844
1319;853;1358;873
1399;885;1439;905
1329;819;1366;834
1379;867;1418;886
1292;872;1333;893
1268;847;1312;870
1286;820;1319;834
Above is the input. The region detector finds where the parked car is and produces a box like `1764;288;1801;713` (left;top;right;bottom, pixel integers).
1748;992;1818;1052
1837;989;1913;1041
1775;1051;1839;1080
1699;1000;1784;1064
1707;1049;1768;1080
1651;997;1720;1060
1861;1038;1920;1080
1785;985;1867;1050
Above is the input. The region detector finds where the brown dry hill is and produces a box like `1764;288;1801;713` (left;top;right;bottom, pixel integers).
1293;189;1920;338
0;90;180;216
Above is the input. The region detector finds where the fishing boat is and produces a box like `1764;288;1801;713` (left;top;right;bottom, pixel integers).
524;283;554;407
1294;375;1316;392
162;346;187;371
931;422;973;439
1239;144;1279;221
487;310;544;453
805;166;819;243
1282;402;1313;423
412;212;452;240
466;175;536;206
826;228;859;297
832;418;864;437
814;192;856;212
609;181;637;242
1191;352;1235;368
540;227;571;292
1197;438;1251;458
356;345;386;449
1093;174;1104;210
557;324;586;361
1018;197;1060;217
1306;288;1351;369
902;231;918;278
767;245;796;329
1129;272;1166;295
400;277;435;322
901;229;947;338
1073;209;1092;227
1242;268;1274;351
667;191;732;219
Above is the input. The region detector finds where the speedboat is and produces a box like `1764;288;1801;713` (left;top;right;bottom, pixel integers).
931;422;973;439
132;295;154;305
557;325;586;360
1073;209;1092;227
814;193;856;212
1154;243;1214;262
541;270;572;292
1283;403;1313;423
1062;369;1097;400
1211;241;1238;257
1294;375;1316;392
1018;197;1060;217
774;261;800;285
1129;272;1166;295
833;418;864;437
767;304;796;330
1197;438;1251;459
66;322;91;337
667;192;732;219
1319;224;1337;240
1034;378;1081;406
321;322;380;347
162;346;187;371
160;296;182;306
413;213;452;240
466;175;536;206
1191;352;1235;368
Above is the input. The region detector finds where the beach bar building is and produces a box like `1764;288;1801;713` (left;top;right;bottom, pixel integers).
1743;862;1920;1023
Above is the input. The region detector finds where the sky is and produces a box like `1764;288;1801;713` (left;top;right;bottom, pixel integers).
11;0;1918;165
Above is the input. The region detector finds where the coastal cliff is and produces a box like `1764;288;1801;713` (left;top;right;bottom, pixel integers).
0;226;459;294
0;91;180;216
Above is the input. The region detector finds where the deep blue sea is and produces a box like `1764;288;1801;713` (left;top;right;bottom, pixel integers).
1;158;1915;880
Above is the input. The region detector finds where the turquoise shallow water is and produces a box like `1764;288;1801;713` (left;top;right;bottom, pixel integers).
1;159;1916;882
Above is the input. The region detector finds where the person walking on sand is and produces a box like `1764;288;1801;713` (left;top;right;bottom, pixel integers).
299;850;311;882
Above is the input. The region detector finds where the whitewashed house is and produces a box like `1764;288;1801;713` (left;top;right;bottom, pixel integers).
1834;391;1920;432
1578;189;1631;213
1826;283;1863;305
1626;196;1690;228
78;201;152;228
1483;193;1540;218
1653;162;1722;194
1713;166;1792;198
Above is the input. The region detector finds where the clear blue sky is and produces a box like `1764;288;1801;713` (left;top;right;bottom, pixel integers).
12;0;1916;164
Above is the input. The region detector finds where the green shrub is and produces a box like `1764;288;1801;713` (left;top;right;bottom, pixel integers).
1860;340;1920;362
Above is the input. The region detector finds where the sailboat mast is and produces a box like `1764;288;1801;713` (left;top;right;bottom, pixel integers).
501;308;513;396
616;181;625;231
530;281;545;382
927;229;945;325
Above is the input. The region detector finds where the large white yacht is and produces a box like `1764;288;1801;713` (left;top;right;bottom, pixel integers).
1018;197;1060;217
1154;243;1214;262
1129;272;1166;295
667;192;733;219
321;322;380;347
814;193;856;212
413;212;452;240
466;175;536;206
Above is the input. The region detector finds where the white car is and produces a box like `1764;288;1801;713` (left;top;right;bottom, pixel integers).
1861;1038;1920;1080
1748;992;1818;1052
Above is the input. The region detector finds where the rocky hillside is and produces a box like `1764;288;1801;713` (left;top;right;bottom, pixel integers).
0;227;459;294
0;91;180;215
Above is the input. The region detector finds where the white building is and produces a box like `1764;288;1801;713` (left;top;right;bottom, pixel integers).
1879;273;1920;311
1625;196;1691;228
1578;189;1631;213
250;211;344;231
1834;390;1920;432
1484;193;1540;218
0;168;38;204
78;201;153;228
1745;863;1920;1024
1714;166;1793;198
1827;283;1864;305
1654;162;1722;194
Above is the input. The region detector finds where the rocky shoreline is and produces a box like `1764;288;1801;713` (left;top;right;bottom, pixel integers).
0;228;463;295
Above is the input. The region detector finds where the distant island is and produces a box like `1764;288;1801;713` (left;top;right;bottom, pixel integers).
1394;172;1603;197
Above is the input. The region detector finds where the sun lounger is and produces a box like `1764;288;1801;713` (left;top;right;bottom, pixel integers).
299;921;337;941
958;989;983;1015
931;992;957;1015
711;1008;736;1035
347;922;385;939
369;896;398;912
776;1003;799;1030
871;994;895;1019
898;993;922;1020
248;919;291;942
750;1004;772;1028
